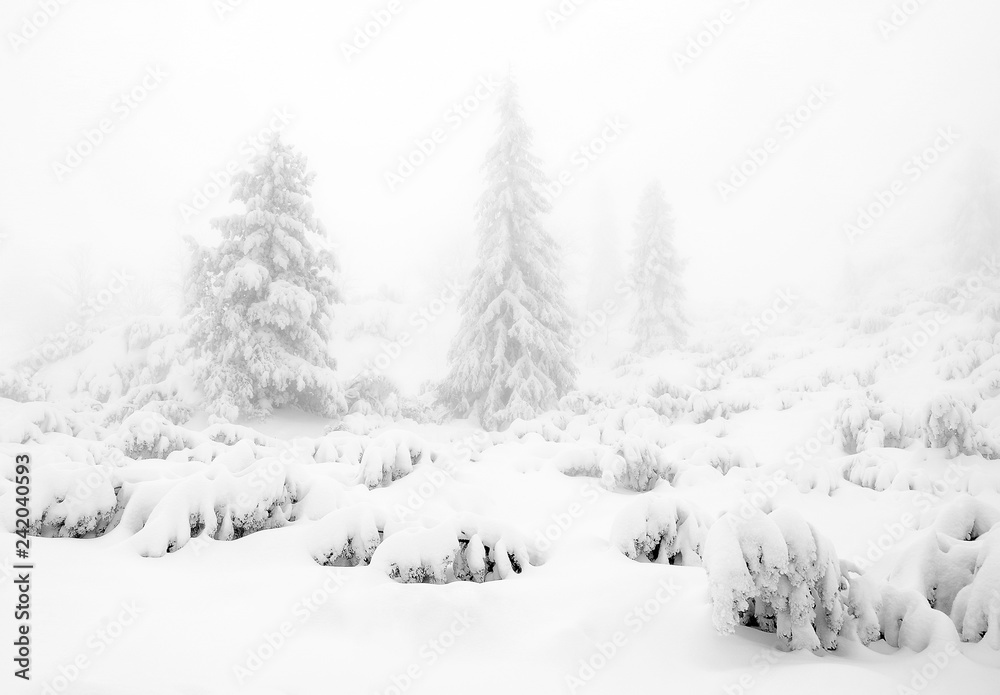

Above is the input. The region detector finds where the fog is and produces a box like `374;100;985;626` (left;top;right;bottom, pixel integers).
2;0;999;358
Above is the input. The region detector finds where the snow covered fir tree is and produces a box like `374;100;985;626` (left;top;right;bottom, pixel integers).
628;181;687;353
186;135;346;421
440;77;577;430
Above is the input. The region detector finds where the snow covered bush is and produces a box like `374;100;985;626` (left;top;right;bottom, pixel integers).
108;411;197;460
690;391;720;424
125;455;297;556
309;506;382;567
551;438;671;492
358;431;432;489
0;370;47;402
611;494;707;565
840;451;929;493
345;372;400;418
704;508;866;651
690;439;756;476
186;136;346;421
371;515;530;584
924;394;1000;459
836;392;912;454
887;495;1000;647
439;77;577;430
24;462;121;538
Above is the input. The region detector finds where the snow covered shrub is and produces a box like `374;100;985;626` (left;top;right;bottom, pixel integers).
186;136;347;422
309;506;382;567
359;431;431;489
877;584;963;651
126;455;296;556
612;434;673;492
612;494;707;565
26;463;121;538
704;508;858;651
690;391;720;423
859;311;891;334
558;391;596;415
936;337;998;380
553;433;676;492
690;439;755;475
840;451;929;493
345;372;400;418
371;515;530;584
0;370;46;402
109;411;197;460
924;394;1000;459
454;514;531;580
836;392;912;454
886;496;1000;648
551;444;617;485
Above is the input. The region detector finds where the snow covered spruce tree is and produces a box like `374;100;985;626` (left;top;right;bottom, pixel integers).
188;135;345;421
629;181;687;353
441;77;577;430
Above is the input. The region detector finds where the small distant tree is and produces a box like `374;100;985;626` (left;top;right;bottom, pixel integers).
629;181;687;353
441;77;577;429
188;135;345;421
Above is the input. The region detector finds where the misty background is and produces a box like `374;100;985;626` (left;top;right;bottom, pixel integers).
2;0;999;363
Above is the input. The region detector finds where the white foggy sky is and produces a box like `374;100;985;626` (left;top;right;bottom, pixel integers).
1;0;999;355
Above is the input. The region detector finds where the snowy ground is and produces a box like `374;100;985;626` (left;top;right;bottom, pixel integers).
3;269;1000;694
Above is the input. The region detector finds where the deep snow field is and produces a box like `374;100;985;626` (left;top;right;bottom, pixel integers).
3;266;1000;695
